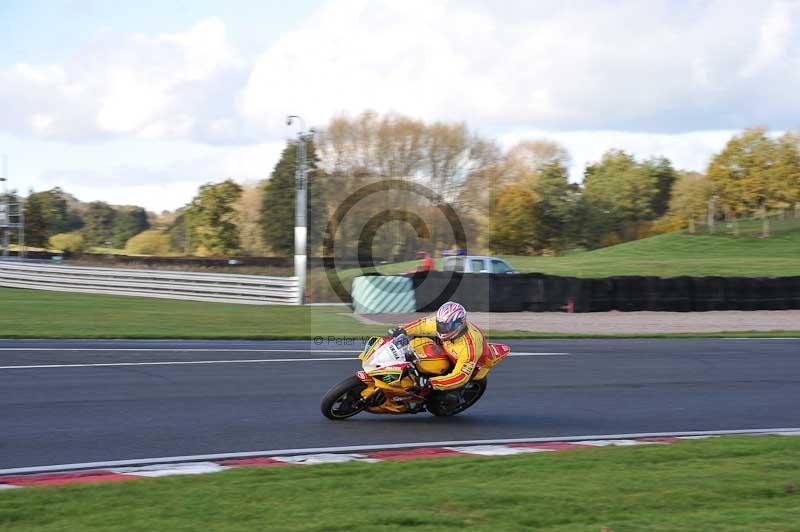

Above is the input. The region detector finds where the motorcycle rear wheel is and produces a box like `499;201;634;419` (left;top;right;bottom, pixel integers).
321;376;367;420
427;379;487;417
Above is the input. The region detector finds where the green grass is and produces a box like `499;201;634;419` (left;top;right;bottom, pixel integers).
0;288;384;339
1;436;799;531
1;288;799;339
504;231;800;277
339;229;800;279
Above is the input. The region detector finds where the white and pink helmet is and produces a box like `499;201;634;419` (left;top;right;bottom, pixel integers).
436;301;467;341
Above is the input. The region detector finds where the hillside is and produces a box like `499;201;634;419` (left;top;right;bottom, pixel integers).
338;229;800;279
507;230;800;277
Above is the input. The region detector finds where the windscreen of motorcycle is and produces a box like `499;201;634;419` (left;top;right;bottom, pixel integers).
362;341;410;372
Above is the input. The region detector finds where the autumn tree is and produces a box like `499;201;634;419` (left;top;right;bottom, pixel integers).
503;140;570;189
49;231;85;253
707;128;800;237
125;230;172;255
489;185;537;255
317;111;497;259
666;171;713;233
235;181;269;255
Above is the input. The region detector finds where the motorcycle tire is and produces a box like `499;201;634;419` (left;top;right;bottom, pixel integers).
321;376;367;420
427;379;487;417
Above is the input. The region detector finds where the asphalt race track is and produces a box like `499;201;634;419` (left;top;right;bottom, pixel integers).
1;338;799;469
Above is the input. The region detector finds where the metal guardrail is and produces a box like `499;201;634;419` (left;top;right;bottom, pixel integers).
0;261;300;305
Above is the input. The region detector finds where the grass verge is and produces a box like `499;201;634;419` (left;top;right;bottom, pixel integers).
1;436;799;531
0;287;383;339
1;288;799;339
340;230;800;279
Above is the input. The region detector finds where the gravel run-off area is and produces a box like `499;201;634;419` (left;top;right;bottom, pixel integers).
354;310;800;334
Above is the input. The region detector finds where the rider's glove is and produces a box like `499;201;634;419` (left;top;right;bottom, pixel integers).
416;375;433;396
388;327;407;338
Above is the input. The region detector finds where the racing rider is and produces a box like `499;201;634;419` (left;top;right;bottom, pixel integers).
389;301;487;394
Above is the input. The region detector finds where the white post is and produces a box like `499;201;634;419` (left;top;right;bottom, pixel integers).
287;116;308;305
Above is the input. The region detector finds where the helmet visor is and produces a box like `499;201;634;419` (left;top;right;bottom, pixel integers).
437;318;463;337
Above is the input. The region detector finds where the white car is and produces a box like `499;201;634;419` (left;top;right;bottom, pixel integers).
442;255;517;274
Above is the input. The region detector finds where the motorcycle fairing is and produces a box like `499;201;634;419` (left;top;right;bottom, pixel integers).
411;337;452;376
472;342;511;380
353;335;509;415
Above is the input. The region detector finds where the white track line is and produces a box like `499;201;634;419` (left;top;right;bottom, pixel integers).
0;352;568;369
0;357;356;369
2;428;798;476
0;348;574;354
0;348;360;353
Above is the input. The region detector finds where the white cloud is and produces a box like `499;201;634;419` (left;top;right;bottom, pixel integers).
4;1;800;211
4;1;799;145
740;1;797;78
242;0;800;134
0;18;250;144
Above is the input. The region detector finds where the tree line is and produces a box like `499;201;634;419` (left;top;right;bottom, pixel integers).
21;190;150;253
17;113;800;259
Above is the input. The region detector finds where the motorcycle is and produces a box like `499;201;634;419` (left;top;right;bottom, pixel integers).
320;333;510;419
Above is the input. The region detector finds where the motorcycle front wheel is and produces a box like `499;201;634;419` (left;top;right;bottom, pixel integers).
427;379;487;417
321;376;367;420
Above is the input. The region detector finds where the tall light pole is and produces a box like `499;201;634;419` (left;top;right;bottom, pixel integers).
287;115;310;304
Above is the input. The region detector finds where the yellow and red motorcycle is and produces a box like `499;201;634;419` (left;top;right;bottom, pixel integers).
321;334;510;419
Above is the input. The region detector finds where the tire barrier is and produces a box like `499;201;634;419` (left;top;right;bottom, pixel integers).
395;272;800;313
351;275;417;314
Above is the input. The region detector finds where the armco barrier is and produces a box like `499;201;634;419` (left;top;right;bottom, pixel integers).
0;260;299;305
401;272;800;313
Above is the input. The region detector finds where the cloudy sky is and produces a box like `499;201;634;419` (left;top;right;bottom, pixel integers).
1;0;799;211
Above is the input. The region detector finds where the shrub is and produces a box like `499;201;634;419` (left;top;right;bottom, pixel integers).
124;230;173;256
49;232;86;253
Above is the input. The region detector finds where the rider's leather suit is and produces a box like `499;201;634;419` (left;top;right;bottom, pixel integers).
401;316;489;391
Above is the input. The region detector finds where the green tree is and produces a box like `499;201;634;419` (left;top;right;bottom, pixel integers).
185;179;243;256
166;211;187;254
82;201;117;247
23;188;77;247
112;207;149;248
489;185;537;254
23;192;48;247
643;156;678;218
531;162;573;251
260;141;327;256
582;149;658;241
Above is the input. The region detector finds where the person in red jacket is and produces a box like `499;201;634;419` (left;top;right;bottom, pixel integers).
415;251;434;272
